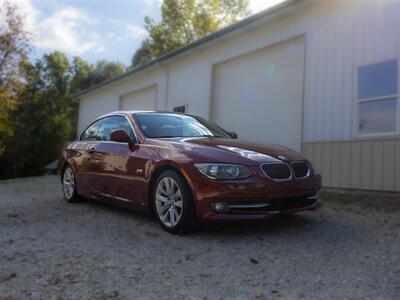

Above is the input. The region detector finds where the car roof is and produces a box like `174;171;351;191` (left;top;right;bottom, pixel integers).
99;110;154;118
98;111;187;119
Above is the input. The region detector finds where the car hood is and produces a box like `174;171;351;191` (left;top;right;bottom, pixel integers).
146;137;305;165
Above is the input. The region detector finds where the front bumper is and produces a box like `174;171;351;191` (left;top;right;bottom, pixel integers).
182;164;321;221
204;194;321;221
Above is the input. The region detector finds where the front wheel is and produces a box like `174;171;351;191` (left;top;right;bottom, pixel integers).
62;166;83;203
153;170;196;234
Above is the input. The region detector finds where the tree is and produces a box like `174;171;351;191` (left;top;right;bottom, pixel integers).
0;1;31;155
0;2;127;178
91;60;125;85
0;50;127;178
70;56;95;92
70;58;126;92
0;1;30;87
131;40;152;68
131;0;249;68
5;52;75;177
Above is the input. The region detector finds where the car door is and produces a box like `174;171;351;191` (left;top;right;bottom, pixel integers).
75;118;103;197
92;115;138;203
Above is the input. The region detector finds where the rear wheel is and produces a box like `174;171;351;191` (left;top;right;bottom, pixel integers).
153;170;196;234
62;166;82;203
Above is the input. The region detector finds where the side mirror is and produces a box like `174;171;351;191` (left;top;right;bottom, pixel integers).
229;131;238;139
110;130;132;144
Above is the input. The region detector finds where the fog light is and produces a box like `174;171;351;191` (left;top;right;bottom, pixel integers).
210;202;228;213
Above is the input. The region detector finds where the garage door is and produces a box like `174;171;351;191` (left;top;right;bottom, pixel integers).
119;85;157;111
211;37;305;151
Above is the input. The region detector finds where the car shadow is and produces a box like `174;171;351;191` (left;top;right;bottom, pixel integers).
82;198;322;236
196;214;317;236
82;198;155;222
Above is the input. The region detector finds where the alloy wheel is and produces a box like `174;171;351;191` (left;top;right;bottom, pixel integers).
63;167;75;200
155;176;183;227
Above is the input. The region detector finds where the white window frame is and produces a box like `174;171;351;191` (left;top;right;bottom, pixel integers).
353;59;400;138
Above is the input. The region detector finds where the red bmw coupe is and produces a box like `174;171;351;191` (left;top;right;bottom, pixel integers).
60;111;321;233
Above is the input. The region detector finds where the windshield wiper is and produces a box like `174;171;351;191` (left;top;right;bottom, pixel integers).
154;136;183;138
200;135;225;138
151;135;225;138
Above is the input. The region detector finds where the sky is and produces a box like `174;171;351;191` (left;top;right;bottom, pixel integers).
4;0;286;66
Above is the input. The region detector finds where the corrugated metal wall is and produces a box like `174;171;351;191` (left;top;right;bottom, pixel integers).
303;139;400;192
302;0;400;142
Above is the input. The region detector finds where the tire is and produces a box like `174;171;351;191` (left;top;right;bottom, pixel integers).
62;165;83;203
153;170;197;234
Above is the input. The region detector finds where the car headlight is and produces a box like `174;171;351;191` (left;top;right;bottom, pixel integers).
194;163;252;180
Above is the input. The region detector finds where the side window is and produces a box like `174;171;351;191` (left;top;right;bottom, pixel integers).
356;60;398;135
97;116;136;142
80;119;102;141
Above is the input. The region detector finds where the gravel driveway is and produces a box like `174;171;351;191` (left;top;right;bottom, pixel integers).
0;176;399;299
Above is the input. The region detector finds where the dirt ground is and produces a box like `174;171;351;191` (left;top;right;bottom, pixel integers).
0;176;399;300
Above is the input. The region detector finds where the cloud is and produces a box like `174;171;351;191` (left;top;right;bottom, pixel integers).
0;0;38;34
141;0;162;10
249;0;287;13
35;7;104;54
108;19;147;41
5;0;104;55
143;0;162;7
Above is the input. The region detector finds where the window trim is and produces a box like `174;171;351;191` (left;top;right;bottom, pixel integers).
353;59;400;138
80;114;138;143
80;119;103;142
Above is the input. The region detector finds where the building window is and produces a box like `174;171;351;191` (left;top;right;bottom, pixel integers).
356;60;398;135
173;105;186;113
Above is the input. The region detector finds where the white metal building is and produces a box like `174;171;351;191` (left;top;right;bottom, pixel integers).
77;0;400;192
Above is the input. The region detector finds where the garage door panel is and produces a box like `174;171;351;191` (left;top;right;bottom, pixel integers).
211;37;305;151
120;85;157;111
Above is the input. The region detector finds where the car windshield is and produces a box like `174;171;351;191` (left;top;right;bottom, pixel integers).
134;113;231;139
